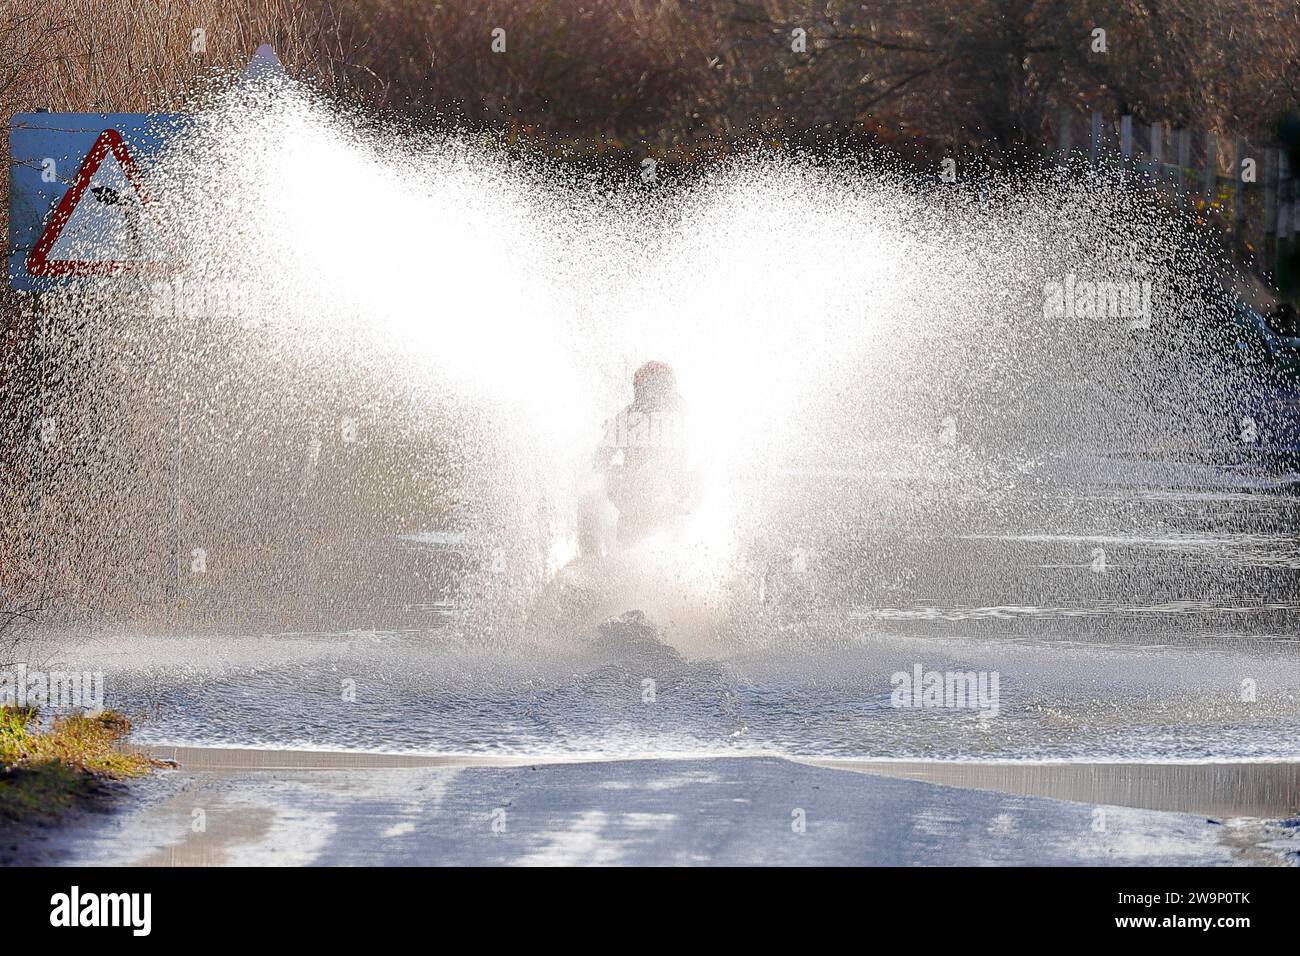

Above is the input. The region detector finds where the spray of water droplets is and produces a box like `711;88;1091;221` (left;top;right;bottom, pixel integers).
16;73;1285;653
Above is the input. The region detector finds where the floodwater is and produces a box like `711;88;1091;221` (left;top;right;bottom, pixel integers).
13;74;1300;824
61;462;1300;779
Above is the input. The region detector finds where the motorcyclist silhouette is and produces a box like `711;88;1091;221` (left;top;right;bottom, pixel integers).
580;361;695;556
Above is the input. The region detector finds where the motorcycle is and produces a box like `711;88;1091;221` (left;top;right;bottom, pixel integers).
528;463;734;654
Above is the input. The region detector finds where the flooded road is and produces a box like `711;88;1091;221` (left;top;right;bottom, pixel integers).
61;460;1300;784
18;753;1293;867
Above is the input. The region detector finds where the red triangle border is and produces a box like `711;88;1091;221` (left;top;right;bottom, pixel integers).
26;128;184;279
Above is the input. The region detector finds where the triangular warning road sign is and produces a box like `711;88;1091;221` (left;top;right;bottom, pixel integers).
26;128;183;279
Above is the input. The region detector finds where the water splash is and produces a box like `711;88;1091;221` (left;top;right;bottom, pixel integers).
14;73;1289;652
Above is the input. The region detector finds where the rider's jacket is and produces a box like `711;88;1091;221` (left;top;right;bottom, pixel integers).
596;392;690;520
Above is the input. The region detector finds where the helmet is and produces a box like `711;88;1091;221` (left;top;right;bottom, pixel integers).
632;360;676;403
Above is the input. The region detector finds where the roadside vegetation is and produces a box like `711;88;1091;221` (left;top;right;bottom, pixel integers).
0;705;150;821
2;1;1298;184
0;605;145;823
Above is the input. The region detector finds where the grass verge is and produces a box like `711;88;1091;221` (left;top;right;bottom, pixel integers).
0;706;152;822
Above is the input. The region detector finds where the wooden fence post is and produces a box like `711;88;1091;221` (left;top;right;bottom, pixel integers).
1059;109;1073;164
1120;115;1133;176
1284;150;1294;240
1233;137;1247;234
1265;147;1278;273
1090;111;1103;169
1177;128;1190;193
1282;151;1295;241
1204;132;1217;204
1149;121;1163;179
